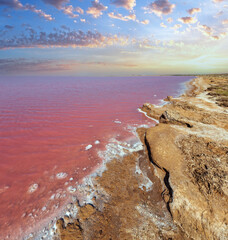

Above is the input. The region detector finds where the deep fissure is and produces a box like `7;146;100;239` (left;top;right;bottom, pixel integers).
144;133;174;217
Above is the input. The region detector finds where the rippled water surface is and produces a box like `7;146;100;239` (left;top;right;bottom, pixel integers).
0;76;192;239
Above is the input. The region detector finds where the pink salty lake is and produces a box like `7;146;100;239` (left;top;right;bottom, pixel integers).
0;76;192;239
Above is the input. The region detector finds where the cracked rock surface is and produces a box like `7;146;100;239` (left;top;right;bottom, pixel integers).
142;75;228;240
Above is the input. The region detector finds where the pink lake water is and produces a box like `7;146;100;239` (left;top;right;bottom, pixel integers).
0;76;192;239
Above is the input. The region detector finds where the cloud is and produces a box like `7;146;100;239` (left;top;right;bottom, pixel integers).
196;23;227;40
42;0;84;18
87;0;108;18
110;0;136;10
108;12;149;25
41;0;69;9
0;0;23;9
212;0;224;3
136;38;163;50
178;17;197;24
187;8;201;15
172;24;182;30
140;20;150;25
4;25;14;29
75;7;84;15
21;23;31;27
210;32;227;40
0;58;73;74
61;25;70;31
61;5;79;18
197;24;213;36
222;19;228;24
0;28;128;49
0;0;53;21
108;12;136;21
24;4;54;21
167;17;173;23
0;58;138;75
215;11;223;18
83;61;137;68
144;0;175;17
160;22;167;28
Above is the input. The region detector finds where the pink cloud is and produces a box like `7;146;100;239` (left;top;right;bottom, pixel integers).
196;23;227;40
140;20;150;25
108;12;136;21
212;0;224;3
0;0;53;21
187;8;201;15
160;22;167;28
0;0;23;9
62;5;79;18
167;17;173;23
87;0;108;18
110;0;136;10
145;0;175;17
108;12;149;25
178;17;197;24
222;19;228;24
42;0;84;18
197;24;213;36
211;32;227;40
75;7;84;15
41;0;69;9
172;24;182;30
24;4;54;21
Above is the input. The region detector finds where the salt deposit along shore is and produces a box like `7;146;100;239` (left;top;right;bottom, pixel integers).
28;75;228;240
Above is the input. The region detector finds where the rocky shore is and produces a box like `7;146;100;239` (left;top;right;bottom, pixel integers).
50;75;228;240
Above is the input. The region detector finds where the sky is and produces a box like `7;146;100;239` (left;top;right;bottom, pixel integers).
0;0;228;76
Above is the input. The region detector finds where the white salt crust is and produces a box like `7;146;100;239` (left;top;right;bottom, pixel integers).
114;120;121;124
137;108;159;124
85;144;93;150
56;172;68;179
28;183;38;194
